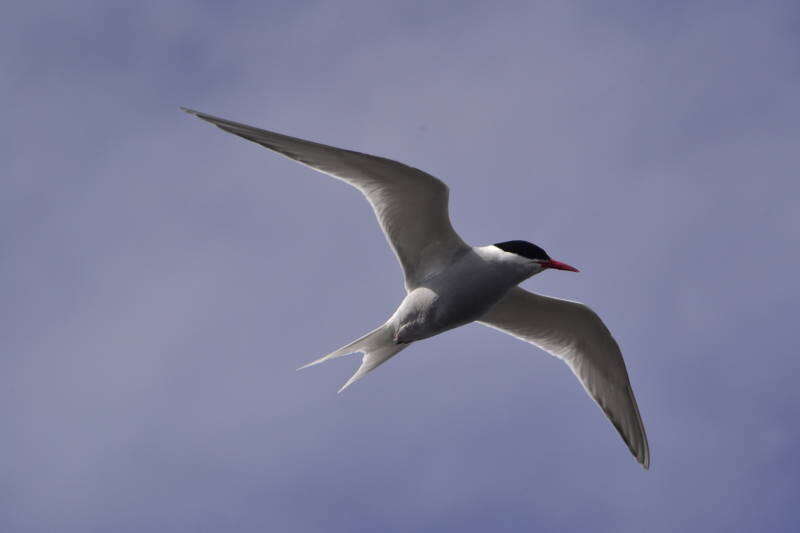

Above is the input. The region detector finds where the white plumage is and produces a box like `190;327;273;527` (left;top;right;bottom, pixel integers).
183;108;650;469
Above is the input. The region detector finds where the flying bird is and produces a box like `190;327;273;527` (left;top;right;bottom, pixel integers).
182;108;651;469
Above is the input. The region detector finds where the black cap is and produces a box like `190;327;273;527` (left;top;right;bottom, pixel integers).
494;240;550;261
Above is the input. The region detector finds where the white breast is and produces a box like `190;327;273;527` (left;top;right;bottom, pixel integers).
390;247;531;342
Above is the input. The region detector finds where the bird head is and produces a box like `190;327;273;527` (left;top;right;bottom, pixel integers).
493;240;579;276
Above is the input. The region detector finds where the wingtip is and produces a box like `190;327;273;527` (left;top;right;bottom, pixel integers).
635;445;651;470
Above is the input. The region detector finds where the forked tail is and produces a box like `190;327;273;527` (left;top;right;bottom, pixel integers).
297;323;409;393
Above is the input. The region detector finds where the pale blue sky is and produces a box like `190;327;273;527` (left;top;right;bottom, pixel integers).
3;1;799;531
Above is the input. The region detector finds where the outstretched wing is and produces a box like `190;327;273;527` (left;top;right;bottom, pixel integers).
182;108;468;289
479;287;650;468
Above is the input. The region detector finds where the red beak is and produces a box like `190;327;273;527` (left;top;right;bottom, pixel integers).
543;259;579;272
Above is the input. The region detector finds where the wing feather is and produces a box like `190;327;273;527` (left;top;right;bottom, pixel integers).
479;287;650;468
182;108;467;288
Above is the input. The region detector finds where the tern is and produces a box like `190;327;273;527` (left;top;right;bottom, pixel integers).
182;108;650;468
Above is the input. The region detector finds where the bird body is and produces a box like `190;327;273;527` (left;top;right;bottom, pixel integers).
182;108;651;469
393;245;540;344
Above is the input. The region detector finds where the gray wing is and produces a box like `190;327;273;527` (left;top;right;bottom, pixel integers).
479;287;650;469
182;108;468;289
